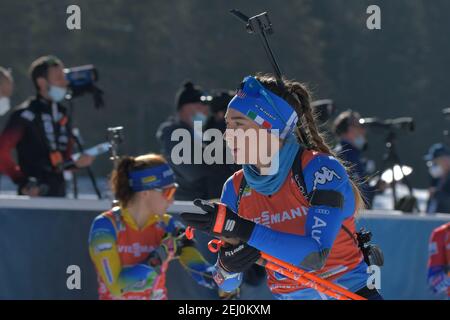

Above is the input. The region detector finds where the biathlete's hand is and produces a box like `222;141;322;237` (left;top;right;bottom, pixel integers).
160;234;181;259
218;242;261;273
180;199;256;242
147;234;179;271
75;154;95;168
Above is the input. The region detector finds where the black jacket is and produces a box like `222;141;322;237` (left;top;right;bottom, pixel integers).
334;140;378;207
427;174;450;213
156;116;211;200
0;95;74;196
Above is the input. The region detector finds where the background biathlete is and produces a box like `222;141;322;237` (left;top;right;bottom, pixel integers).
427;222;449;298
88;153;218;300
182;74;383;300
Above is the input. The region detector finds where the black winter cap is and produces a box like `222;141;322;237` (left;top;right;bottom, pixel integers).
176;81;204;110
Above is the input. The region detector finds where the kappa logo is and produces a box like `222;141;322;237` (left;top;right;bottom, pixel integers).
313;166;341;189
224;219;236;232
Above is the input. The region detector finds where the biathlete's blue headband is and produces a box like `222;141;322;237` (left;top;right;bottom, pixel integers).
228;76;298;139
128;164;176;192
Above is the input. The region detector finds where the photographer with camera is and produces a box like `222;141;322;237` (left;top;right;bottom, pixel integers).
424;143;450;214
333;110;384;207
0;55;94;197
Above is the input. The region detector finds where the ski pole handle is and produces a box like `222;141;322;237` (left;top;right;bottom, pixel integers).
208;239;224;253
207;237;241;253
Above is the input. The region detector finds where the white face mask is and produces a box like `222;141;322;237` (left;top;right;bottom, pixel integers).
48;85;67;102
0;96;10;116
429;164;444;179
353;135;366;150
192;112;207;125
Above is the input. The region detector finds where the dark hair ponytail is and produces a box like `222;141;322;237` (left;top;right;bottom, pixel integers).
256;74;366;212
110;156;136;207
289;82;333;154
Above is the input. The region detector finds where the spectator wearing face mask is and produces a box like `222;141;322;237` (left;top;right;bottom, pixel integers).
425;143;450;214
156;81;212;200
0;56;95;197
0;67;13;117
333;110;383;207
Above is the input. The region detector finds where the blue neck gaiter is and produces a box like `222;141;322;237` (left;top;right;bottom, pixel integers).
242;134;300;196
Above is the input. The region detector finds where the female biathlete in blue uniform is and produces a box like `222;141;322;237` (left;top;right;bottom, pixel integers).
181;75;383;300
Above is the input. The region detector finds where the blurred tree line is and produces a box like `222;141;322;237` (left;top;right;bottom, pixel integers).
0;0;448;187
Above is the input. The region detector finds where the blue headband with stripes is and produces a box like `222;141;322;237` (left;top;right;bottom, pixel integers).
227;76;298;139
128;164;175;192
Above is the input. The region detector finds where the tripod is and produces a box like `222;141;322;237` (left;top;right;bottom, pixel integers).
67;99;102;199
378;130;417;211
107;126;124;207
71;128;102;199
107;126;124;170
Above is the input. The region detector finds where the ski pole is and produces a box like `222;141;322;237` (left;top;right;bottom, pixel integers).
259;252;366;300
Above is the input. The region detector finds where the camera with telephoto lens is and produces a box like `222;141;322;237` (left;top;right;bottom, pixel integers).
359;117;414;132
356;228;384;267
64;65;104;108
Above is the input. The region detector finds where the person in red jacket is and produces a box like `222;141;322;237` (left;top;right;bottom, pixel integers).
0;55;93;197
427;222;449;298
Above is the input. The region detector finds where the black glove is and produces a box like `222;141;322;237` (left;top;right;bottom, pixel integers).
243;265;267;287
218;242;261;273
180;199;256;242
